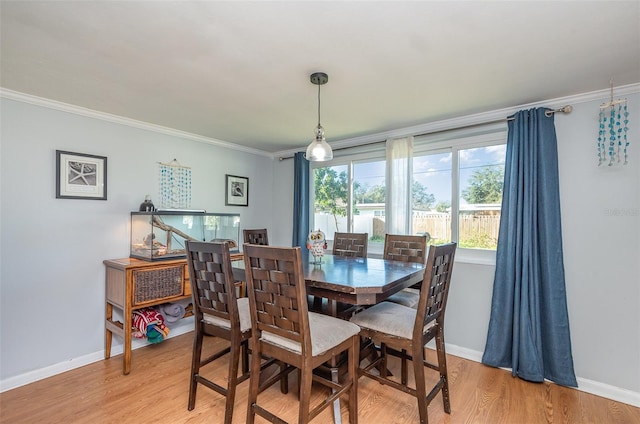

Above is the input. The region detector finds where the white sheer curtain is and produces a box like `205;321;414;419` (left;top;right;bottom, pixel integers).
385;136;413;235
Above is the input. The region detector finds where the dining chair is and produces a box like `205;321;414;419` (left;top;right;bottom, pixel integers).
332;232;368;258
239;229;269;297
243;243;361;424
185;241;287;423
350;242;457;424
243;228;269;246
184;240;253;424
383;234;429;309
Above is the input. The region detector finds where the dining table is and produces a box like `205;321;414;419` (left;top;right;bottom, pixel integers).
233;249;426;316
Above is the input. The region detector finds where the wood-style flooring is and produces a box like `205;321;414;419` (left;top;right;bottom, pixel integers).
1;333;638;424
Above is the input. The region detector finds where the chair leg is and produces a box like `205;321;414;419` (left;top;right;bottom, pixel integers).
241;340;249;375
246;342;262;424
298;363;314;424
188;328;203;410
412;344;429;424
280;361;289;394
435;331;451;414
224;338;242;424
401;349;408;385
380;343;388;378
348;336;359;424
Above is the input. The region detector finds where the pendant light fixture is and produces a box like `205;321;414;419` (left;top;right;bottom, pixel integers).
305;72;333;161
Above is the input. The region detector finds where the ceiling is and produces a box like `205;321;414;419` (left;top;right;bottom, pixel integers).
1;1;639;155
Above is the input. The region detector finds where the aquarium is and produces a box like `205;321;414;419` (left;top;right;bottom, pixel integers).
130;211;240;261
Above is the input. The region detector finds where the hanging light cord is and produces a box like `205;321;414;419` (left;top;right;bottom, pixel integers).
317;83;322;128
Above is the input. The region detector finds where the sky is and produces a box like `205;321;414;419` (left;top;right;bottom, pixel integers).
342;144;506;207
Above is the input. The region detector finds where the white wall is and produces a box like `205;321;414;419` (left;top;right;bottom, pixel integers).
0;97;274;387
2;88;639;407
555;94;639;397
272;89;640;405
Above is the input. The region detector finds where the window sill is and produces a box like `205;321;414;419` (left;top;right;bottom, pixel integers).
454;248;496;266
368;247;496;266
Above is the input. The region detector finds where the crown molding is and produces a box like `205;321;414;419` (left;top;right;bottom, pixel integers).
3;83;638;162
273;82;640;160
0;88;272;158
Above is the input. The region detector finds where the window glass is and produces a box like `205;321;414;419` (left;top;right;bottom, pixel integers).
353;160;386;255
458;145;506;249
412;152;452;245
313;165;348;250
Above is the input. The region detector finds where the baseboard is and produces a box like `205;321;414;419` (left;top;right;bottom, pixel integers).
0;317;194;393
3;327;639;408
444;343;640;408
575;376;640;408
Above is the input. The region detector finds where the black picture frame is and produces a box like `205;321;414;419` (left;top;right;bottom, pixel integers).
56;150;107;200
225;174;248;207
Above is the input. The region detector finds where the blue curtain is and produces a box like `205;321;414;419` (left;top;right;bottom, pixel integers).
482;108;577;387
292;152;310;247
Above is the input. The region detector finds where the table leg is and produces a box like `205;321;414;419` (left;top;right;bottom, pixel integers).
123;306;132;375
105;303;113;359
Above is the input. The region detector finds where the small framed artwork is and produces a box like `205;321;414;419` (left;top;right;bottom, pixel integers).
56;150;107;200
225;174;249;207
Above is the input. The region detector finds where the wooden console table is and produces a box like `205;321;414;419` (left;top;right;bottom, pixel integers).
104;257;191;375
104;253;244;375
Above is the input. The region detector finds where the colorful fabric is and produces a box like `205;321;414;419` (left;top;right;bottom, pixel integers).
132;307;169;342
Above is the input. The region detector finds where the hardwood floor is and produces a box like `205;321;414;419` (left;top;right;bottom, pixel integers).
1;333;638;424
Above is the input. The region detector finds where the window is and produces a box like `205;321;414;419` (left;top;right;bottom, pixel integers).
412;150;452;245
312;127;506;261
312;158;386;255
458;145;506;249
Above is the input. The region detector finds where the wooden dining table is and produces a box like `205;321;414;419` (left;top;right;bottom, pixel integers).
306;251;425;314
233;250;426;316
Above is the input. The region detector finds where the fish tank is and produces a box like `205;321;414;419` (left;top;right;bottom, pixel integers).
130;211;240;261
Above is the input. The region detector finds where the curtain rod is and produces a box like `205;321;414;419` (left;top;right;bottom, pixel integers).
279;105;572;161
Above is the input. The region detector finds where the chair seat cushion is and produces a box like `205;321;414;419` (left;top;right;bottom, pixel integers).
350;301;418;340
385;288;420;308
203;297;251;333
261;312;360;357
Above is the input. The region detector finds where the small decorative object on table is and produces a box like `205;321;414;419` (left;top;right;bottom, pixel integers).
306;229;327;265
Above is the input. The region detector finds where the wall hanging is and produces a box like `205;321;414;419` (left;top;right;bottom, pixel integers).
598;80;629;166
158;159;191;209
55;150;107;200
225;174;249;207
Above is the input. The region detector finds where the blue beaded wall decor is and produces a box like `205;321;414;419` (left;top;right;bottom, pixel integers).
158;159;192;209
598;82;629;166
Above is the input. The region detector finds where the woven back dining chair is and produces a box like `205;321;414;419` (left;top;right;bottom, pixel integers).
383;234;429;309
185;240;252;424
243;228;269;246
243;243;361;424
332;232;368;258
350;242;457;424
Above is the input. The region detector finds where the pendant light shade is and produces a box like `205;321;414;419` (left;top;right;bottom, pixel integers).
305;72;333;162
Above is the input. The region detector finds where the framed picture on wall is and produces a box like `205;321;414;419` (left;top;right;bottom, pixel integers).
56;150;107;200
225;174;248;207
